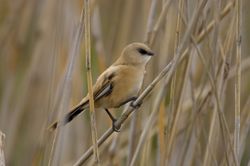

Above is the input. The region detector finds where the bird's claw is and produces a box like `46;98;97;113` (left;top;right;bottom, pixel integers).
112;119;121;132
130;101;142;109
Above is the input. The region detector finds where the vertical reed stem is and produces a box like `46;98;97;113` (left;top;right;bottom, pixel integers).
235;0;242;163
84;0;100;164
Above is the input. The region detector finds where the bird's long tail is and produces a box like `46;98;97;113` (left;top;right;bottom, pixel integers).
48;99;89;131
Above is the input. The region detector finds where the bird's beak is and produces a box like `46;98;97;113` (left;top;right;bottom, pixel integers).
147;51;154;56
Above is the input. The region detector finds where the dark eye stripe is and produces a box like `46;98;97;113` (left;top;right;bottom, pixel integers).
137;48;148;55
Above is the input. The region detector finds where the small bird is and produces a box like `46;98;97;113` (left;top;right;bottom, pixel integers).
49;42;154;131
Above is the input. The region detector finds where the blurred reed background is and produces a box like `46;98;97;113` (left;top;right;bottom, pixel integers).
0;0;250;165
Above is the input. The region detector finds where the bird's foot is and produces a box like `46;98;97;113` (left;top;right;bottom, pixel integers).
112;119;121;132
104;108;121;132
130;100;142;109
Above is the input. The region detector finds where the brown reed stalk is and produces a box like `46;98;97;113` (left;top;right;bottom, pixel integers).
84;0;100;165
235;0;242;163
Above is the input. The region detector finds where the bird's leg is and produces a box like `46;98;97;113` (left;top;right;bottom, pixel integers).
104;108;120;132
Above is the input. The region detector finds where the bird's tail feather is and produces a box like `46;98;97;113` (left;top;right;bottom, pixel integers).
48;100;89;131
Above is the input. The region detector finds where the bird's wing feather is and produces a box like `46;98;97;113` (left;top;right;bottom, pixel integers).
94;82;113;101
93;71;115;101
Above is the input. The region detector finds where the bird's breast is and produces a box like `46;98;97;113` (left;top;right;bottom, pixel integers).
111;66;144;107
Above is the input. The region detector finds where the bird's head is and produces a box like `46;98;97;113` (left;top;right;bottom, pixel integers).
119;42;154;66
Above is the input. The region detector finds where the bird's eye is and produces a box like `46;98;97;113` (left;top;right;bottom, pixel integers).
137;48;148;55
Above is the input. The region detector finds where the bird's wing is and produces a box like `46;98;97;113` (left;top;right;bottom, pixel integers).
93;72;115;101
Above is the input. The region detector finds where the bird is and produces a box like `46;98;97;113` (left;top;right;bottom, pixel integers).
49;42;154;132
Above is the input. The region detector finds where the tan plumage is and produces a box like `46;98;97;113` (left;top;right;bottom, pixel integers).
49;42;154;130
